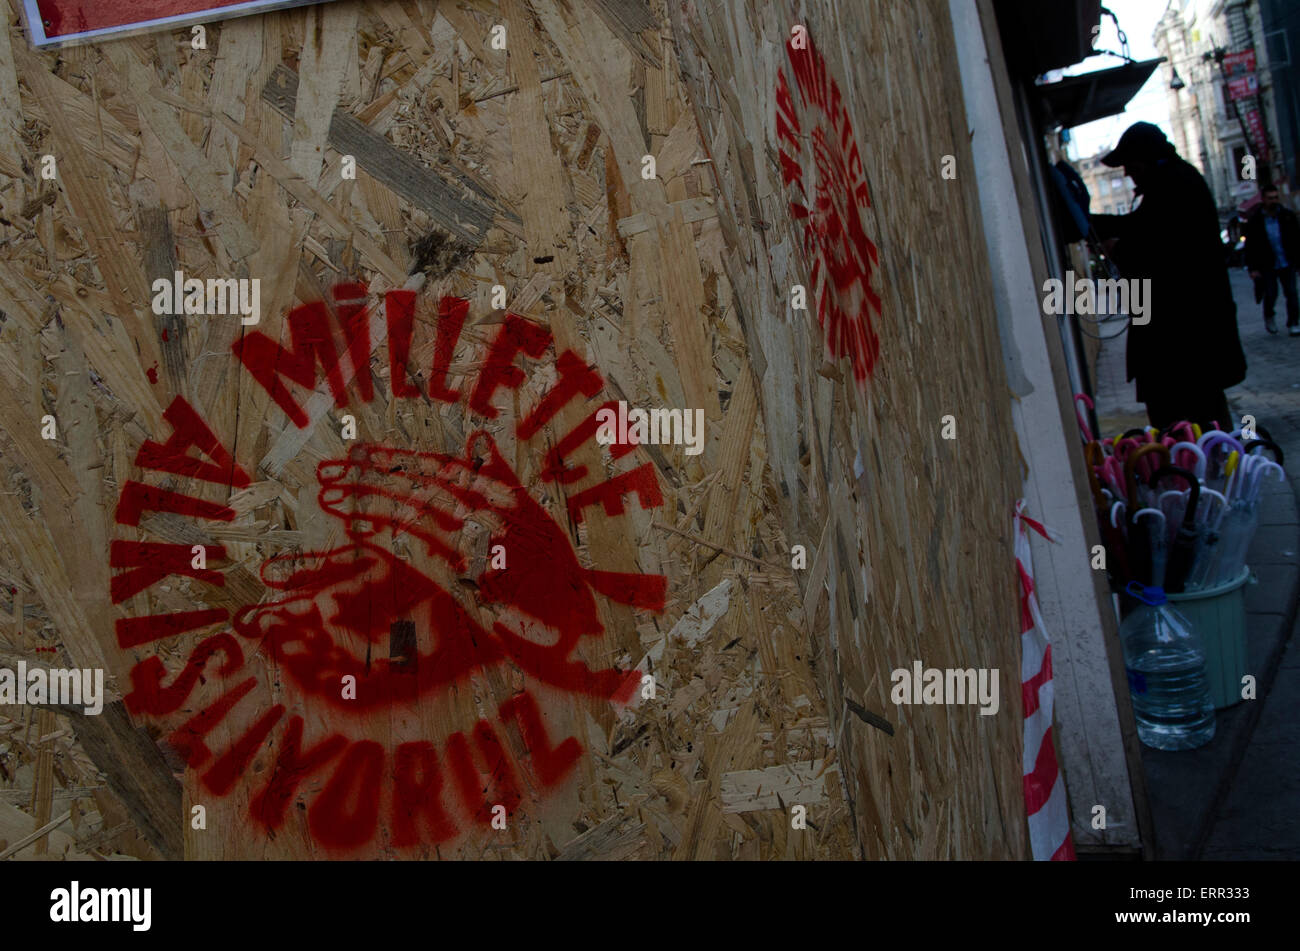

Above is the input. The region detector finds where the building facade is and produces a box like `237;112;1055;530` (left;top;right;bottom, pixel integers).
1259;0;1300;188
1154;0;1293;220
1076;151;1139;215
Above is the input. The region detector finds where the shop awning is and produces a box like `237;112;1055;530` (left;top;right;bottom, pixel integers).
1035;59;1165;129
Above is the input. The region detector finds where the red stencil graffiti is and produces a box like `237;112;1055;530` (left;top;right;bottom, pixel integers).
112;288;672;852
776;33;884;384
233;432;664;709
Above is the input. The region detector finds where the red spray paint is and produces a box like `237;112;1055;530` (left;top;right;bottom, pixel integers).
111;289;670;853
777;34;884;384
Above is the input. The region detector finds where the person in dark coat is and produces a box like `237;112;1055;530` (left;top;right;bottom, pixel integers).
1243;185;1300;335
1091;122;1246;431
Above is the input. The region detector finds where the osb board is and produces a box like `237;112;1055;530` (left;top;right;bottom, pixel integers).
0;0;859;860
668;0;1029;858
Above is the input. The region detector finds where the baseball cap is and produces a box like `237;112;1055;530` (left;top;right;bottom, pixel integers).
1101;122;1174;167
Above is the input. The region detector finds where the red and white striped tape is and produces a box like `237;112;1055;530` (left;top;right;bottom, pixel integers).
1014;502;1075;861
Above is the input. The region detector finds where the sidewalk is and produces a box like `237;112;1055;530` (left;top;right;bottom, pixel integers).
1092;266;1300;860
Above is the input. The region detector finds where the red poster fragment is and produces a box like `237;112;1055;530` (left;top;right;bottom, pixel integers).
25;0;336;47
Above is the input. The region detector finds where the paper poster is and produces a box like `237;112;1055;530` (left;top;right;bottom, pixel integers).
24;0;337;47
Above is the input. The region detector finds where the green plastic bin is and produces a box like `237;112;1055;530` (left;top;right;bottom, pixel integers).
1166;566;1252;710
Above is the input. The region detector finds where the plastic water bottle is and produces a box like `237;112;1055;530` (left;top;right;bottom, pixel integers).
1120;583;1216;751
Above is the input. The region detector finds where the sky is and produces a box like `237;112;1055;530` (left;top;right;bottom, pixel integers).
1061;0;1175;162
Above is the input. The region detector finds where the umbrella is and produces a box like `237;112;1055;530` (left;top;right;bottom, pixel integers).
1168;441;1206;480
1107;500;1133;583
1242;438;1284;466
1210;456;1285;586
1148;466;1200;593
1133;508;1167;588
1085;418;1286;595
1123;444;1169;585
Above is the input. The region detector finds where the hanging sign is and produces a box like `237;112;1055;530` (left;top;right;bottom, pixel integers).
1245;108;1270;162
1228;74;1259;101
1223;49;1256;78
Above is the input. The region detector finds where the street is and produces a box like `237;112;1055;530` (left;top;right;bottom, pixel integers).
1094;265;1300;859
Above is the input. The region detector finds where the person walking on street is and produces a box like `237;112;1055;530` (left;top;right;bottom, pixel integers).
1091;122;1246;431
1243;185;1300;335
